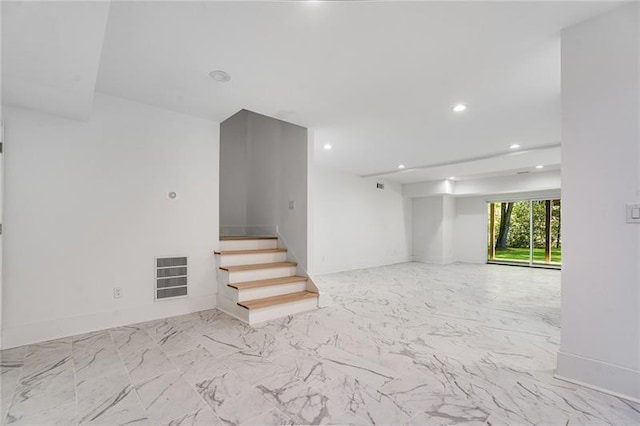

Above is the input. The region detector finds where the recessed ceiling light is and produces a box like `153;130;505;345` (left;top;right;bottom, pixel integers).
323;143;332;150
448;176;456;180
452;104;467;113
509;144;521;149
536;165;544;169
209;70;231;82
398;164;406;169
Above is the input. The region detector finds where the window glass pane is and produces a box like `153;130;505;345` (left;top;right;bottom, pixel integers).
551;199;562;263
489;201;531;264
532;200;547;263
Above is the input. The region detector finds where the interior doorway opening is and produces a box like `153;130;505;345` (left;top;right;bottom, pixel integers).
487;199;561;268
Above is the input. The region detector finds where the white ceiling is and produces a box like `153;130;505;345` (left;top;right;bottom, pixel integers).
1;1;110;120
2;1;621;183
370;145;562;184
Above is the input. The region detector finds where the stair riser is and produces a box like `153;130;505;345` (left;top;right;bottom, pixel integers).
248;297;318;324
237;281;307;302
217;294;250;323
218;279;237;300
218;252;287;267
219;240;278;251
227;266;297;283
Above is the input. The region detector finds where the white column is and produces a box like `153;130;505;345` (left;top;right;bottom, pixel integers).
558;3;640;401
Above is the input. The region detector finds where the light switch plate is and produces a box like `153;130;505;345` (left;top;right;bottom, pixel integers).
626;204;640;223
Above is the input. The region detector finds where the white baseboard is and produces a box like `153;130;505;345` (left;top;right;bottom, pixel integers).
412;255;455;265
317;292;332;308
556;350;640;402
1;293;217;349
216;294;249;323
310;256;411;275
453;258;486;264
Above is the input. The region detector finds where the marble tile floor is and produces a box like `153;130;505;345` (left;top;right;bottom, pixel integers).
1;262;640;425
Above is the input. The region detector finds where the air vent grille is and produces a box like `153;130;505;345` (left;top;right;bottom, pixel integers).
155;257;187;300
376;182;385;190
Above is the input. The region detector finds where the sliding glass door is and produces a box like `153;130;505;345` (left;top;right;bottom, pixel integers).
532;200;561;265
487;199;561;267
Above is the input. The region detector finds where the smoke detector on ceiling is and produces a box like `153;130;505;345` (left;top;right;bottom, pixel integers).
209;70;231;82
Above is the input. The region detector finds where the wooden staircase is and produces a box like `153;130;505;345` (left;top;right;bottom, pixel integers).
215;236;318;324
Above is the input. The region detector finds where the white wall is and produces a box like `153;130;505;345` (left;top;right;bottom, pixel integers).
412;196;448;264
412;197;442;263
412;194;456;265
309;166;411;275
404;179;451;198
558;3;640;401
442;195;455;263
453;197;488;264
2;93;220;349
0;6;4;348
219;110;308;267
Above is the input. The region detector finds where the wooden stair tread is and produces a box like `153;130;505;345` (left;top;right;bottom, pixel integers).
214;248;287;255
238;291;318;310
229;275;308;290
220;236;278;241
219;261;297;272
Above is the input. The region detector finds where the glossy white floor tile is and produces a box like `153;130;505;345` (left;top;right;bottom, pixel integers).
1;262;639;425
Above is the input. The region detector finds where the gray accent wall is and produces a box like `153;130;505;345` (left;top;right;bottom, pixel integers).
220;110;308;268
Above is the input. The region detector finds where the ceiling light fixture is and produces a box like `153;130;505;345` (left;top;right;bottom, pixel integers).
536;165;544;169
323;144;332;150
509;144;521;149
398;164;406;169
209;70;231;82
448;176;456;180
452;104;467;113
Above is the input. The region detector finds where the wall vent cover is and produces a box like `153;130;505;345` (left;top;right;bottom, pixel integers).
155;257;188;300
376;182;385;190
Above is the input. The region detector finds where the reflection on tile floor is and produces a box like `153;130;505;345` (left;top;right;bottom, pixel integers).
1;262;640;425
